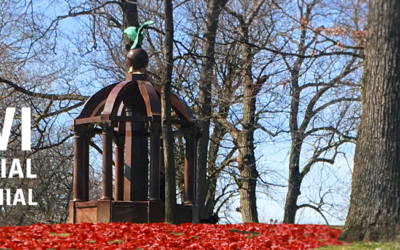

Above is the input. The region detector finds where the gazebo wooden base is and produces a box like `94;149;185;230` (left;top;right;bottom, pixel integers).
69;200;199;224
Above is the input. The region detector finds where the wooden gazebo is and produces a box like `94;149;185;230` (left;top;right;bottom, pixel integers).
69;64;199;224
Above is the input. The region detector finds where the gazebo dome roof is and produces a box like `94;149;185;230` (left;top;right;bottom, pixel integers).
73;74;194;126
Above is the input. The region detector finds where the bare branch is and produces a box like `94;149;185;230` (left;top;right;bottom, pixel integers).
297;203;330;226
1;78;88;101
304;126;356;140
300;139;349;179
257;124;289;137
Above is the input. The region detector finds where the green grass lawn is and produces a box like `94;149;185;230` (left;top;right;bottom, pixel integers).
318;242;400;249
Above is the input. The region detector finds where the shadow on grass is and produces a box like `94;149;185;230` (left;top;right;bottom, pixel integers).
317;241;400;250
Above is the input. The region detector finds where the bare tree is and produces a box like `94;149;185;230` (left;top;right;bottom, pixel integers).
196;0;230;220
264;0;365;223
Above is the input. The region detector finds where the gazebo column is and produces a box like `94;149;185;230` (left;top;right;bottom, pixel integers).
73;127;84;201
160;140;165;202
82;129;92;201
149;122;161;201
193;130;200;204
114;134;125;201
183;127;196;205
101;123;113;200
124;110;148;201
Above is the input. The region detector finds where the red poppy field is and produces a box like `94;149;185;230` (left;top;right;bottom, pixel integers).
0;222;344;249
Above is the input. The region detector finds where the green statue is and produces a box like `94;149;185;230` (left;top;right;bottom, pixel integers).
123;20;154;50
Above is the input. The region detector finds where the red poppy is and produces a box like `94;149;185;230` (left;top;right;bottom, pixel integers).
0;222;345;249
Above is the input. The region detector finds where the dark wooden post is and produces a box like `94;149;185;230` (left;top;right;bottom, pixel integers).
82;128;94;201
82;134;89;201
73;127;84;201
183;127;195;205
193;128;200;204
124;109;148;201
149;122;161;201
114;134;125;201
101;123;113;200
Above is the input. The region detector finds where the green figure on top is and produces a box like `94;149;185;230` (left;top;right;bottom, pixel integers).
123;20;154;74
124;20;154;50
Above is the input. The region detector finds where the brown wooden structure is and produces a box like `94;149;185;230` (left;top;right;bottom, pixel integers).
69;70;199;224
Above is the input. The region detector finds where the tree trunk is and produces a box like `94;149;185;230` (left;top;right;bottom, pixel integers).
237;88;259;223
236;25;259;223
237;131;259;223
162;0;179;224
197;0;229;219
204;120;227;217
283;136;303;223
237;98;259;223
203;67;233;219
339;0;400;241
121;0;139;52
283;78;303;224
